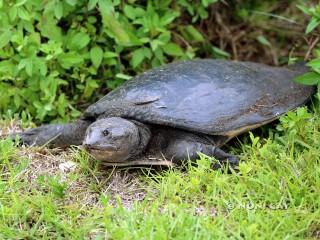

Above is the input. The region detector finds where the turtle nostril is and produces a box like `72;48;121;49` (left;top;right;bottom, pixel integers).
83;143;92;149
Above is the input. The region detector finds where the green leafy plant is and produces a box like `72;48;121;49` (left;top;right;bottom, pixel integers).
295;3;320;86
0;0;219;123
37;175;68;199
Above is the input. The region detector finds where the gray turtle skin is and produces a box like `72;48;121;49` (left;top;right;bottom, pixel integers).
10;59;314;168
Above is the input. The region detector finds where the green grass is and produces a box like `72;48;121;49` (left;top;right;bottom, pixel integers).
0;106;319;239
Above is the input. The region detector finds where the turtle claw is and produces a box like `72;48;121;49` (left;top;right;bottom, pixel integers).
8;121;90;148
8;126;59;147
211;154;239;171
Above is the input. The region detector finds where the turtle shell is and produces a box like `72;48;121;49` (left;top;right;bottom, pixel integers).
83;59;314;137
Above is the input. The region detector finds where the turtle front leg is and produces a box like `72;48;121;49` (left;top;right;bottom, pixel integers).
9;120;91;148
208;147;239;170
164;134;239;169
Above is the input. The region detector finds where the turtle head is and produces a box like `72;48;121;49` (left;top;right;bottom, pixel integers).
83;117;141;162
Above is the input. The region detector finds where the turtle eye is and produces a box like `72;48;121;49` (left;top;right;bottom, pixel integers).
102;129;110;136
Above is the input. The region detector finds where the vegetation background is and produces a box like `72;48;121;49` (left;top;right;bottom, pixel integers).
0;0;318;123
0;0;320;239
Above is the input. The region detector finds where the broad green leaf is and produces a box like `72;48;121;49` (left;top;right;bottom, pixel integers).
57;94;67;117
90;46;103;68
160;12;179;26
297;5;311;15
185;47;195;59
131;48;145;68
54;2;63;19
0;30;11;48
98;0;114;14
124;6;145;22
23;20;35;33
58;52;84;69
294;72;320;85
151;57;162;68
185;25;204;42
151;39;164;51
124;5;136;19
116;73;132;80
257;35;271;47
158;32;171;44
154;48;164;63
70;108;81;118
69;32;90;50
25;58;33;76
43;103;53;111
198;6;209;19
212;46;230;58
38;16;62;41
101;14;131;44
201;0;218;7
307;59;320;69
139;37;150;43
306;17;320;34
15;0;27;7
9;6;18;21
143;47;152;59
29;32;41;46
88;0;98;10
66;0;77;6
104;51;118;58
0;60;14;75
163;43;184;56
18;59;27;70
83;78;99;98
18;6;30;21
14;94;21;108
99;1;131;44
37;60;48;76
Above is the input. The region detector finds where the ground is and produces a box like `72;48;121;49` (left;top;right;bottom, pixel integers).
0;106;319;239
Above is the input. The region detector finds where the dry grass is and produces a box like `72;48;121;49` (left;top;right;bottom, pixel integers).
1;120;149;210
188;0;318;65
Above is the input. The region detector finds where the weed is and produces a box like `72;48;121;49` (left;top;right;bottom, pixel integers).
0;107;319;239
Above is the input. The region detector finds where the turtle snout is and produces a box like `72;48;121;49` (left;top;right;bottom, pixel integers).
83;142;118;151
83;142;94;150
82;137;103;151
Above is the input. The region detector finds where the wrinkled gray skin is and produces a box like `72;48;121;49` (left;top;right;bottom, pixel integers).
10;59;314;168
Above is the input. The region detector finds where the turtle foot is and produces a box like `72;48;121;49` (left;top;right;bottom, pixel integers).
211;155;239;171
8;126;56;146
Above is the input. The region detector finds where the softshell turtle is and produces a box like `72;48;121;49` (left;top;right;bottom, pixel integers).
11;59;314;168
